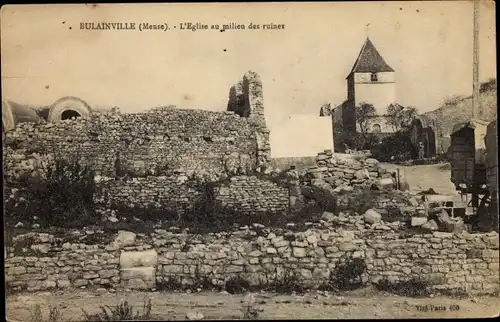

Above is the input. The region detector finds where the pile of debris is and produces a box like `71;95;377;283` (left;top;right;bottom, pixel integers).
409;194;469;233
300;150;394;190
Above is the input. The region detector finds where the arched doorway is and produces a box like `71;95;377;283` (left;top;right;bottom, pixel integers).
371;124;381;133
61;109;82;120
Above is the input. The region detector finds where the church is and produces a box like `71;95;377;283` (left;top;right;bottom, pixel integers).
321;37;397;138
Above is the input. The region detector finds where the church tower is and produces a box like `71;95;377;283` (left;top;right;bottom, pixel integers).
343;37;396;132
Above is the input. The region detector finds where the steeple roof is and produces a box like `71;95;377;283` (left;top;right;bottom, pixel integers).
349;37;394;75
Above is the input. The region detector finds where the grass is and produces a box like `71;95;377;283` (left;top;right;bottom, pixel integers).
81;297;152;321
28;305;64;322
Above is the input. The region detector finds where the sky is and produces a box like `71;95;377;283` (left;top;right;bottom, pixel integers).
1;2;497;128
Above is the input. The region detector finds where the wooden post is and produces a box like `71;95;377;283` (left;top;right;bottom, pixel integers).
472;0;481;118
396;168;400;190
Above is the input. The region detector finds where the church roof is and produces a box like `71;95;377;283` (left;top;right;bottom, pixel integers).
349;37;394;75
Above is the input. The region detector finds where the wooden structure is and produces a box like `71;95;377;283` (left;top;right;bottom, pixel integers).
449;119;490;214
484;120;498;230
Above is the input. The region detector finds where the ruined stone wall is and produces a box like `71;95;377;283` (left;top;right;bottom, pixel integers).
227;71;270;168
3;71;271;180
5;229;499;295
4;108;261;178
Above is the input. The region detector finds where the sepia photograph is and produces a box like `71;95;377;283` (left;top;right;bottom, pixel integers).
2;1;498;320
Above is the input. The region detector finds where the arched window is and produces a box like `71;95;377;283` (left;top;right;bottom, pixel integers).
61;109;82;120
371;72;378;82
372;124;381;133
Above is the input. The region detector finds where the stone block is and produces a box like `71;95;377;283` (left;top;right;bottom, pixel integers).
364;209;382;224
161;264;183;274
56;280;71;288
73;279;88;287
120;249;158;269
293;247;307;258
120;267;156;290
114;231;136;247
411;217;428;227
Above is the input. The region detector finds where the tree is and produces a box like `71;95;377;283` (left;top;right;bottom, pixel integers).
386;103;417;132
356;102;377;137
320;103;332;116
334;121;358;152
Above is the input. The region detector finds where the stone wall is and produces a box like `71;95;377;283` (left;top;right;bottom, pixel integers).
93;175;290;216
94;176;202;215
5;228;499;295
213;176;289;216
3;71;270;180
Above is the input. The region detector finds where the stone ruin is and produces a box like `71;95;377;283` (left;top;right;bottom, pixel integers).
2;71;499;296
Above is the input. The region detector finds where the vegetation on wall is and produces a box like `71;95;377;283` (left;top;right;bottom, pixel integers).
4;156;97;228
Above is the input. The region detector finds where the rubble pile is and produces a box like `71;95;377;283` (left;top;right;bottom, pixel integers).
301;150;393;190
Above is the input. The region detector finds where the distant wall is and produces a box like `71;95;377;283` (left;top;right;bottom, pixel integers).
270;115;333;158
355;115;395;134
424;87;497;148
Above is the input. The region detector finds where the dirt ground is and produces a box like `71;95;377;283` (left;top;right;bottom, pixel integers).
6;287;499;321
380;163;457;196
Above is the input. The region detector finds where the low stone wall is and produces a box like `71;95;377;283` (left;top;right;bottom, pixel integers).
93;175;290;216
213;176;290;215
5;228;499;295
94;176;202;214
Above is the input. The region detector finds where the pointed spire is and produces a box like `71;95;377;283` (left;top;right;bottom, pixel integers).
349;37;394;74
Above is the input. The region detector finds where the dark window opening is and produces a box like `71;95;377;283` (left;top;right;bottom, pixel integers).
203;136;213;143
371;73;378;82
61;109;81;120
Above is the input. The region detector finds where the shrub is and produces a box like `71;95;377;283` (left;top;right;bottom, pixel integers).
5;156;97;228
322;257;367;291
156;265;222;293
374;277;432;297
242;294;260;320
371;131;416;162
156;277;184;293
267;271;305;294
225;275;251;294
